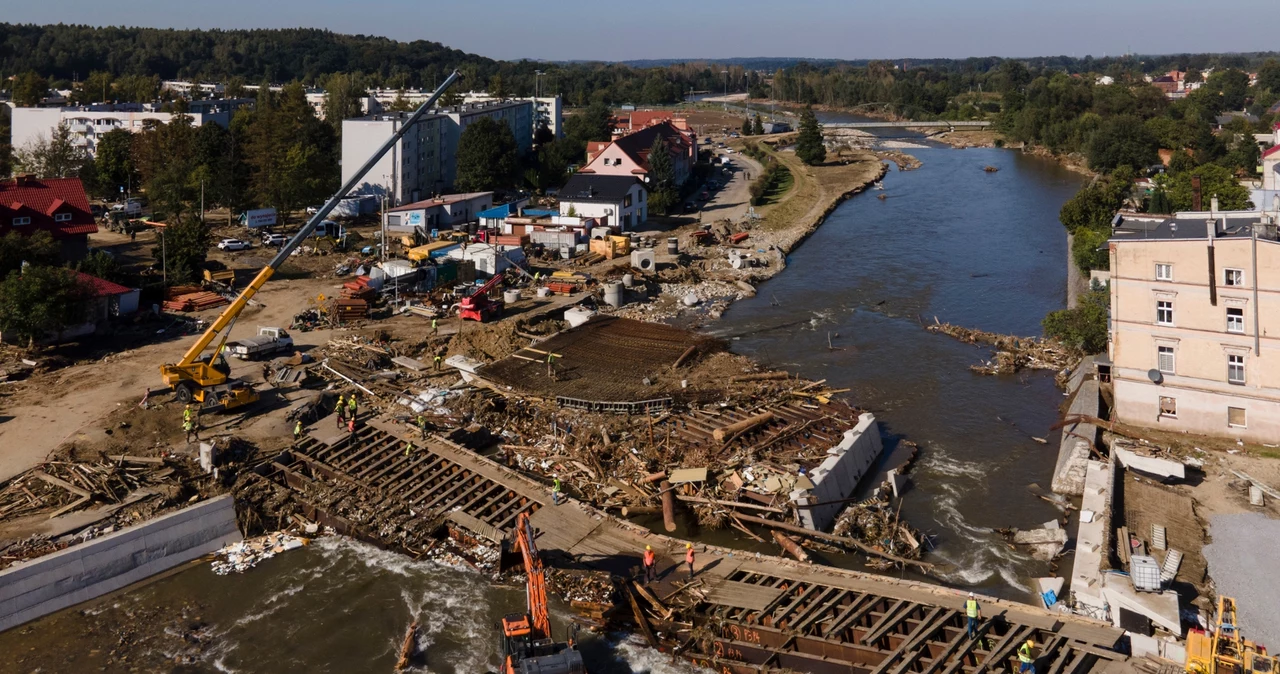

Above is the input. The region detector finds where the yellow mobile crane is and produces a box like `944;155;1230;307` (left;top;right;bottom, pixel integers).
159;71;463;410
1187;597;1276;674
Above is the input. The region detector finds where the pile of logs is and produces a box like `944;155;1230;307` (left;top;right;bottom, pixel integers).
0;457;176;523
926;318;1074;374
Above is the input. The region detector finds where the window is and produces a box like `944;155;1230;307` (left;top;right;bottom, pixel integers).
1159;396;1177;417
11;217;30;226
1156;300;1174;326
54;212;72;222
623;195;632;207
1228;407;1247;428
1228;354;1246;385
1224;268;1244;287
386;215;401;226
1157;346;1176;374
1227;307;1245;334
1155;263;1173;281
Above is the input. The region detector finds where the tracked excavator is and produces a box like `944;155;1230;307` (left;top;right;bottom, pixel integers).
158;71;462;410
501;512;586;674
1187;596;1276;674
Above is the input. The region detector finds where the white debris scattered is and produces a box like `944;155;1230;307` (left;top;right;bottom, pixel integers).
212;532;309;575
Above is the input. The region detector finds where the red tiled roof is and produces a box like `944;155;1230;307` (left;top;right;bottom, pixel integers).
609;122;693;173
74;271;132;297
1263;145;1280;159
0;177;97;239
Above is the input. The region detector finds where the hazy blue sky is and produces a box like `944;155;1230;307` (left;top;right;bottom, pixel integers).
6;0;1274;62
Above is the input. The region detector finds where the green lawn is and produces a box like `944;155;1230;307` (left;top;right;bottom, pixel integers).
759;165;794;205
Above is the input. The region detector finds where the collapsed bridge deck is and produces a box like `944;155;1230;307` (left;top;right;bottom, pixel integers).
262;418;1128;674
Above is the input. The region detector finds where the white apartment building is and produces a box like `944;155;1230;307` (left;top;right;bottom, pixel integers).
9;101;251;157
341;99;533;204
1108;205;1280;443
463;93;563;138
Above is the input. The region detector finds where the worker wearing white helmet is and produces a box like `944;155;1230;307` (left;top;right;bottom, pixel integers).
965;592;982;640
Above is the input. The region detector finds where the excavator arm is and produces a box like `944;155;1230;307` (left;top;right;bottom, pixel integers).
161;70;462;389
515;511;551;641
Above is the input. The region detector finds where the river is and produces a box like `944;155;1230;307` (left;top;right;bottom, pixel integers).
0;144;1083;674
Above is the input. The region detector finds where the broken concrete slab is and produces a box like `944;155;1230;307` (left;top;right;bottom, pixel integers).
1013;527;1068;560
1100;570;1181;635
1113;446;1185;481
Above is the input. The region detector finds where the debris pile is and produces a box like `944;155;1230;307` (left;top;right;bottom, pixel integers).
830;487;928;570
211;532;308;574
926;318;1074;374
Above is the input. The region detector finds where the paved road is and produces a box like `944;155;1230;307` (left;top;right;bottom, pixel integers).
697;149;763;223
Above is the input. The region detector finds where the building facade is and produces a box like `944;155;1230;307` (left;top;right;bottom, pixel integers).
1108;209;1280;443
341;100;533;203
579;121;696;187
9;101;250;158
463;94;562;139
382;192;493;235
0;176;99;260
558;174;647;230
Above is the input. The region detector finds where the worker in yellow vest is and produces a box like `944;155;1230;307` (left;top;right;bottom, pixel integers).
293;420;303;442
347;393;358;418
432;318;438;336
965;592;981;640
1018;639;1036;674
183;404;193;423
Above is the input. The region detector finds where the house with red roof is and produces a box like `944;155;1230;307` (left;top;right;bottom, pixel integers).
0;176;98;261
579;121;696;187
0;271;139;344
1263;142;1280;191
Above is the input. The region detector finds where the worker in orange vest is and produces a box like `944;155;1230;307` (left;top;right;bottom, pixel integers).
685;543;696;580
642;545;657;584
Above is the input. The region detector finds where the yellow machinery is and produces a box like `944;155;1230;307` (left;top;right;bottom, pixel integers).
1186;597;1276;674
159;70;462;412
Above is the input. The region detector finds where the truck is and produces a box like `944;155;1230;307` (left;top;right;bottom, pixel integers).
227;327;294;360
110;199;143;217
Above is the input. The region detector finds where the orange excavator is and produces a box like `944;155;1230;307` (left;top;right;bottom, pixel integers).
501;512;586;674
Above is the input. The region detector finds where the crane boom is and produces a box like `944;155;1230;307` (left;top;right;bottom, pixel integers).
165;70;462;376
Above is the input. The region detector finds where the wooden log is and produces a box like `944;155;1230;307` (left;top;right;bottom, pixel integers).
626;586;660;648
395;620;418;670
106;455;166;465
660;480;677;532
772;530;811;563
621;505;660;517
732;512;934;571
674;494;786;514
640;471;667;484
712;412;774;443
729;372;789;383
729;516;767;542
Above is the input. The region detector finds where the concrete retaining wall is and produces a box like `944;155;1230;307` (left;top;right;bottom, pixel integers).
0;495;241;632
1052;357;1098;496
793;413;883;531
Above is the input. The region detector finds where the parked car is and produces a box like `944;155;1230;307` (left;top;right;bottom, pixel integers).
683;202;697;213
262;233;288;247
217;238;252;251
306;204;323;215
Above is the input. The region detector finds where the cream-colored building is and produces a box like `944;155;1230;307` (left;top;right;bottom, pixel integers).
1108;207;1280;443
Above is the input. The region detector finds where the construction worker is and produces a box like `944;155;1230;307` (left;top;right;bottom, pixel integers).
347;393;358;419
434;354;442;371
139;387;151;410
1018;639;1036;674
642;545;657;584
184;419;198;443
551;474;563;505
183;404;193;424
416;414;428;439
431;318;438;336
347;416;356;435
404;441;413;457
546;353;557;378
965;592;981;640
685;543;696;580
336;393;345;412
293;420;303;442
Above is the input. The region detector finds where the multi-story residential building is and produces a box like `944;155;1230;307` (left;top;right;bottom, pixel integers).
341;99;533;203
1108;205;1280;443
557;174;647;230
9;101;252;158
463;94;562;139
579;121;696;187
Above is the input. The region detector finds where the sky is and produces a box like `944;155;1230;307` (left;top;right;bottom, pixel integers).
6;0;1276;62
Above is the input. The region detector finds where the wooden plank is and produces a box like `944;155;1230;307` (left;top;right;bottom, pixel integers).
823;593;877;638
868;607;945;674
861;599;911;645
704;580;786;612
919;618;977;674
446;510;505;544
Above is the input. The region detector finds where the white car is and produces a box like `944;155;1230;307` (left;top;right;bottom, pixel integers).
261;233;288;247
217;238;252;251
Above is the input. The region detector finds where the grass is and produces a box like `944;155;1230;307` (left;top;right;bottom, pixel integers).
758;165;794;205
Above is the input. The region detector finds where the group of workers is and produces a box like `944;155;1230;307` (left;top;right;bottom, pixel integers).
965;593;1038;674
333;392;360;433
638;542;698;585
183;404;199;442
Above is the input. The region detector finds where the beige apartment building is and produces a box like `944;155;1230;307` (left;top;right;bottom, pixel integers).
1108;207;1280;443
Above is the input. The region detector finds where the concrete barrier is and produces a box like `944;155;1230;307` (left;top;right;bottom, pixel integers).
0;494;241;632
1052;357;1098;496
792;413;883;531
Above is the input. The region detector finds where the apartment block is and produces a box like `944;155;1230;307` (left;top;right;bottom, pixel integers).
9;101;251;158
1108;207;1280;443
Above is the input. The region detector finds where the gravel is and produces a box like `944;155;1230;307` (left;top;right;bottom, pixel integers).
1202;512;1280;648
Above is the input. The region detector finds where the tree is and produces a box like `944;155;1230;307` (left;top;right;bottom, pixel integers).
564;102;613;145
1148;186;1173;214
153;217;212;285
0;266;93;348
1071;226;1111;273
94;128;137;197
1207;69;1250;110
12;71;48;107
534;121;555;146
646;137;678;215
242;82;338;220
1086;116;1158;173
14;122;93;180
0;105;12;179
488;74;505;98
752;114;765;136
1042;288;1109;354
72;71;114;105
1059;174;1129;234
795;106;826;165
1160;164;1252;211
77;250;122;284
454;116;519;192
132;115;199;219
1258;60;1280;94
387;88;415;112
742;117;753;136
322;72;369;131
0;230;60;277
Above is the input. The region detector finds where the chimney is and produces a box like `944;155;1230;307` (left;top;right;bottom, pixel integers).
1210;195;1219;216
1192;176;1202;211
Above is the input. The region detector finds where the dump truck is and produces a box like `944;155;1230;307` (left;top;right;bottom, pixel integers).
227;327;294;360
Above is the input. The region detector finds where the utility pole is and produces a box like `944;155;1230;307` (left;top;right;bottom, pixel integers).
160;231;167;290
200;179;205;223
